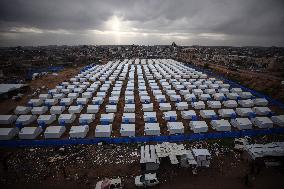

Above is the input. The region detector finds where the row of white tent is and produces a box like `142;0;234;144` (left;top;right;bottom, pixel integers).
1;115;284;140
0;59;284;140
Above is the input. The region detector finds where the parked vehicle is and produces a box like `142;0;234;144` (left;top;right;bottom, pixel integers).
135;173;159;187
95;178;122;189
234;136;252;151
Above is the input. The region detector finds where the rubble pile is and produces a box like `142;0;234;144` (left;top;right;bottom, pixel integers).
0;144;140;185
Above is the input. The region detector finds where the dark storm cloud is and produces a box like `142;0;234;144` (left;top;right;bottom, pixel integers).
0;0;283;46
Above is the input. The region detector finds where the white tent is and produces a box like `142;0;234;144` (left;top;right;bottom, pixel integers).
69;125;89;138
53;93;65;100
53;87;64;93
199;94;211;101
61;88;72;94
0;127;19;140
73;88;84;93
82;92;93;99
192;101;205;109
200;110;217;119
0;115;18;124
239;92;253;99
271;115;284;127
100;113;115;124
60;98;73;106
238;99;254;107
144;112;157;122
144;123;160;136
167;122;184;134
44;99;58;106
50;106;65;114
124;104;135;112
140;95;151;103
155;95;166;103
58;114;76;124
205;89;216;95
142;103;153;111
176;102;188;110
39;94;51;100
236;108;254;117
19;126;43;139
67;93;79;100
192;89;203;95
14;106;32;115
184;94;196;102
76;97;89;105
87;105;99;113
163;111;177;121
169;94;181;102
179;90;190;96
37;115;56;125
159;103;172;111
122;113;136;123
219;88;229;94
207;101;221;109
252;107;272;116
120;124;135;137
253;98;268;106
28;99;43;107
189;121;208;133
31;106;48;115
251;117;273;128
44;126;66;139
139;91;148;97
109;96;119;104
125;96;135;104
111;90;121;97
92;97;104;105
211;119;231;131
68;105;83;114
218;109;236;118
95;124;112;137
105;104;117;113
16;115;37;125
226;93;239;100
230;88;242;94
181;110;197;119
79;114;95;124
223;100;238;108
231;118;252;130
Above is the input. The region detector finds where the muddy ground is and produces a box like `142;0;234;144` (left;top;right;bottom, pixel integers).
1;135;284;189
0;65;85;115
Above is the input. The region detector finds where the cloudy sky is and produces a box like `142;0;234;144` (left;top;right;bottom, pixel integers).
0;0;284;47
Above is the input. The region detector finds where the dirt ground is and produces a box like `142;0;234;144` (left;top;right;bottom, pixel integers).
0;66;84;115
1;136;284;189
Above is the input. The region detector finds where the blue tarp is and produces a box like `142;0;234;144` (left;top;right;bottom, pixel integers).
27;66;64;80
1;128;284;148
